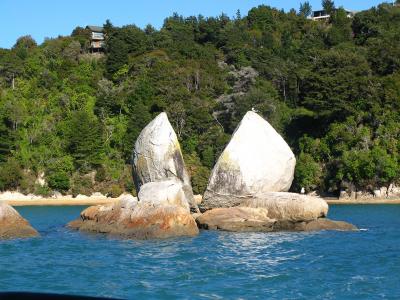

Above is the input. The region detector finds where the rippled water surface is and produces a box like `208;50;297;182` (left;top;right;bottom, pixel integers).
0;205;399;299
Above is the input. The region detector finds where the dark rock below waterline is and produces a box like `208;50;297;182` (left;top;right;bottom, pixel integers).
0;202;39;239
68;200;199;239
195;207;357;232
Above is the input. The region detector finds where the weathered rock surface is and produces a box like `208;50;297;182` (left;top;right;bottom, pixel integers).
196;207;275;232
241;192;329;222
118;195;138;209
132;112;197;211
138;180;190;212
0;202;39;239
195;207;356;233
68;201;199;239
273;218;357;232
202;111;296;210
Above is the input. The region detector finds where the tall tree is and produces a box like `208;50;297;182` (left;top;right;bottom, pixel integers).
322;0;335;14
64;111;104;170
299;1;313;17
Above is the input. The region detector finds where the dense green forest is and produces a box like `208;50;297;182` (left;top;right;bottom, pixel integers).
0;1;399;197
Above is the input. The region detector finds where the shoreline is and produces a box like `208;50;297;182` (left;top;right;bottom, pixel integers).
1;197;400;206
1;198;119;206
325;198;400;205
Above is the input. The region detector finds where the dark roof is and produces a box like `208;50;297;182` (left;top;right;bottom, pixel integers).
86;25;104;32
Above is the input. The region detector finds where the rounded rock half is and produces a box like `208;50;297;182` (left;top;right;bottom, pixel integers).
202;111;296;209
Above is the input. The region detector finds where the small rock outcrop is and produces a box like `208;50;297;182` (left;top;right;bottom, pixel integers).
0;203;39;239
202;111;296;210
195;193;356;232
68;200;199;239
195;206;356;233
132;112;197;211
138;180;190;212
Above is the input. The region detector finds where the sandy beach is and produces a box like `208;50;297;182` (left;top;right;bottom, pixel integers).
1;196;400;206
325;198;400;205
2;197;118;206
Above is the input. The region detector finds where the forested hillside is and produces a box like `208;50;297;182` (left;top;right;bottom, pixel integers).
0;1;399;197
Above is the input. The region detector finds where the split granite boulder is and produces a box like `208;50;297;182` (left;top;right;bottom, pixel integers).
68;199;199;239
0;202;39;239
197;111;355;232
132;112;197;211
201;111;296;210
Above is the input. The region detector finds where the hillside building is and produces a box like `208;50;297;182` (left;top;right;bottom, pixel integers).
311;9;356;21
86;25;105;52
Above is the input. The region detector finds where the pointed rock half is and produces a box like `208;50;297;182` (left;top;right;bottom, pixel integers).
202;111;296;209
132;112;196;210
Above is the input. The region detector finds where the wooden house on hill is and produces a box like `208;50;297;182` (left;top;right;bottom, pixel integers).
86;25;105;52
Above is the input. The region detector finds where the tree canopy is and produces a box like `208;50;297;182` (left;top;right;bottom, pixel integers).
0;1;399;197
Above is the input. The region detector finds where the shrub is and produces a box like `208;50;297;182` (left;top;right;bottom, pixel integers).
293;152;322;193
102;183;123;198
48;171;70;192
19;171;37;194
0;159;23;191
34;185;52;197
184;152;211;195
71;174;93;196
95;166;107;182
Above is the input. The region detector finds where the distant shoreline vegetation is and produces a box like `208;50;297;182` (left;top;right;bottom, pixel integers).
0;1;399;199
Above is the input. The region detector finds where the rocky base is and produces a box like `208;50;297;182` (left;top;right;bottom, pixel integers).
195;207;357;233
0;203;39;239
200;192;329;220
68;200;199;239
196;207;275;232
241;192;329;222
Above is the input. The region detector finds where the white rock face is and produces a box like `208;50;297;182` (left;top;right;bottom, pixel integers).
138;180;190;212
132;112;196;210
118;194;138;209
202;111;296;209
35;172;46;187
241;192;328;222
0;192;43;201
90;192;107;199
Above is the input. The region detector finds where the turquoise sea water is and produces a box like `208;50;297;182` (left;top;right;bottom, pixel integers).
0;205;399;299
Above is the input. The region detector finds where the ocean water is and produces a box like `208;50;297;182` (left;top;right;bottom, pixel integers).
0;205;399;299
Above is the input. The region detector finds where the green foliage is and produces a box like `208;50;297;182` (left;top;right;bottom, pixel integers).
71;174;93;197
322;0;335;14
184;152;210;195
294;152;322;193
0;3;399;197
337;146;399;189
0;159;23;191
34;185;52;197
48;171;70;192
299;2;312;18
103;183;124;198
64;110;104;170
